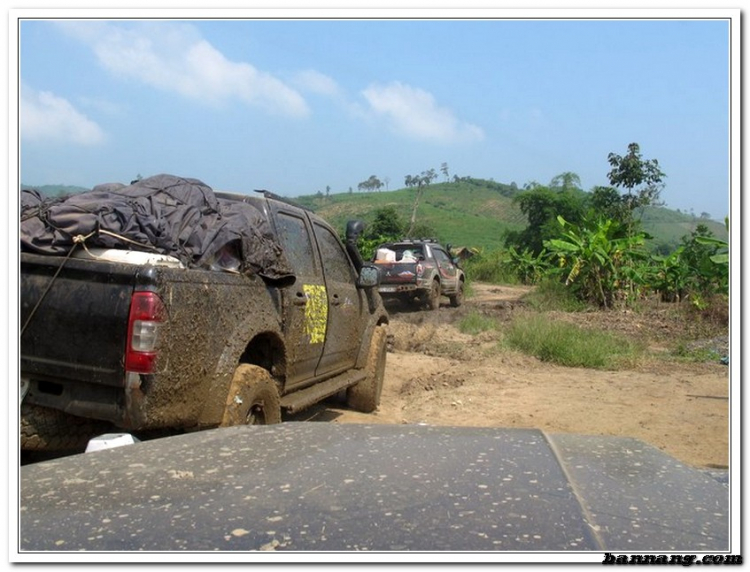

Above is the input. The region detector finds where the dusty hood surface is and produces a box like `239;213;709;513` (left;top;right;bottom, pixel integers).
18;423;729;552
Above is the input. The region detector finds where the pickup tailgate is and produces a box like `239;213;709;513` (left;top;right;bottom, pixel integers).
21;253;136;388
376;262;418;290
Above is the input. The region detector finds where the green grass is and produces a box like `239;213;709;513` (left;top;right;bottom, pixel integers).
458;309;499;335
671;343;723;363
503;314;643;369
463;279;476;299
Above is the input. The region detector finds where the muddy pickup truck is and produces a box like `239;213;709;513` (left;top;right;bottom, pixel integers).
373;239;465;310
19;175;389;451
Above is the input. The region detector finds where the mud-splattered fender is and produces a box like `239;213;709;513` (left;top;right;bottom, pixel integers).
198;300;285;427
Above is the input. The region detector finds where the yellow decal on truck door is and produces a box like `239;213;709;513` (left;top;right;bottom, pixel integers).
303;284;328;343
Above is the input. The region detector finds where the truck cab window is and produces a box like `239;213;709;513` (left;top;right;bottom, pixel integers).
275;212;316;276
433;248;452;268
314;223;356;283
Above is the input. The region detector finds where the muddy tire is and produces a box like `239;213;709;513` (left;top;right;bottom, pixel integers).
449;280;465;307
347;324;388;413
427;279;441;310
220;364;281;426
21;403;111;452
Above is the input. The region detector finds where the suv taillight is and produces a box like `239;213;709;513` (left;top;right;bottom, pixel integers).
125;291;166;374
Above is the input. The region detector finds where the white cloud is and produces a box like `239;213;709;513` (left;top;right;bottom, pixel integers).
361;81;484;144
21;85;105;145
56;21;309;117
292;69;342;98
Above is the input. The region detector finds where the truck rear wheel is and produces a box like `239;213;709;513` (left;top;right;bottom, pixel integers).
21;403;112;452
427;279;441;310
347;324;388;413
220;364;282;426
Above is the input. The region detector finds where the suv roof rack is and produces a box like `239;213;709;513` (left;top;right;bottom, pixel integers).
397;237;439;244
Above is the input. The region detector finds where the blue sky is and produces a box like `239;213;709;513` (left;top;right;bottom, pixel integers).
16;12;735;221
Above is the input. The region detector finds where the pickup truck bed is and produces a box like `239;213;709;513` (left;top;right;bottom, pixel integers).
22;252;275;430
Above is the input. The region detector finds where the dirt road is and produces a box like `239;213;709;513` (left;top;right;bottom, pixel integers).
291;283;730;469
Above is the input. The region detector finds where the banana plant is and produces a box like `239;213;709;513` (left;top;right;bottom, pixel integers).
648;246;690;302
694;218;729;293
693;241;728;295
544;214;646;308
695;229;728;265
507;246;550;284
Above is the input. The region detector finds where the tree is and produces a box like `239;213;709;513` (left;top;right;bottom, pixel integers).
589;185;631;228
440;162;450;182
366;206;405;240
357;175;383;192
549;172;581;192
607;143;666;212
405;168;438;236
504;183;588;255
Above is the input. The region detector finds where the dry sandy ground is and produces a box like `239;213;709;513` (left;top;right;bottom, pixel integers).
292;283;730;470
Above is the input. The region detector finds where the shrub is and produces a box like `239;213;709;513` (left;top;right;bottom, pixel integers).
464;250;517;284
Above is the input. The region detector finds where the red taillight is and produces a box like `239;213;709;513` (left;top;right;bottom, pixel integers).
125;291;166;374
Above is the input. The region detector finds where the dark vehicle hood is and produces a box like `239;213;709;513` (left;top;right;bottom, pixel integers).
18;423;728;553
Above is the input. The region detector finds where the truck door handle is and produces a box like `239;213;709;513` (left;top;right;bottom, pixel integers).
293;292;307;306
330;294;341;306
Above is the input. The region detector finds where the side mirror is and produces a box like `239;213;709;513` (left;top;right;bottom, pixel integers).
346;220;365;242
345;220;366;271
356;264;380;288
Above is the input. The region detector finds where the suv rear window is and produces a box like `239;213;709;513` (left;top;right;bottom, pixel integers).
391;245;424;261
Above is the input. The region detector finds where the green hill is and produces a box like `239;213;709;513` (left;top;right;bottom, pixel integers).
295;180;527;251
639;206;728;252
21;178;727;253
294;180;727;253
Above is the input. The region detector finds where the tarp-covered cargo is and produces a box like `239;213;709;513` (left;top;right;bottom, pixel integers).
20;174;295;283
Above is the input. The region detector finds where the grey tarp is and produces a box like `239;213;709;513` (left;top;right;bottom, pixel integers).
20;174;295;284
